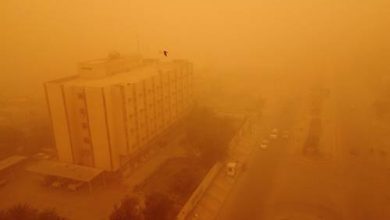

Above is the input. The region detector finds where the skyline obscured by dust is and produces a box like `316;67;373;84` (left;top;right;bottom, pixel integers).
1;0;389;99
1;1;390;220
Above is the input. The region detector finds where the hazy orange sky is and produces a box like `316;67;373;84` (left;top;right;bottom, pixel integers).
1;0;389;98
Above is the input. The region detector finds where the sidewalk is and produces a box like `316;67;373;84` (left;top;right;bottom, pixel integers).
186;118;257;220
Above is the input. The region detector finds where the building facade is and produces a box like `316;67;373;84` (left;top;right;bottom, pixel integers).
45;55;193;171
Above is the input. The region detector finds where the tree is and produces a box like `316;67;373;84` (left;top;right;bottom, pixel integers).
171;165;201;200
0;125;25;157
0;204;65;220
38;209;66;220
110;196;143;220
112;193;176;220
185;106;236;166
143;192;175;220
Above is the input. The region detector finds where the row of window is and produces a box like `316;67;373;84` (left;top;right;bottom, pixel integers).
127;107;185;141
126;94;190;109
126;85;192;103
76;96;92;148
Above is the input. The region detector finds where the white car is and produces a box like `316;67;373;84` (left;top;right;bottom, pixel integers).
68;181;84;191
226;162;237;177
260;140;269;149
270;128;279;139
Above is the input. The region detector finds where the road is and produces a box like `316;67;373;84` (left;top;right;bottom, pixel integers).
217;77;390;220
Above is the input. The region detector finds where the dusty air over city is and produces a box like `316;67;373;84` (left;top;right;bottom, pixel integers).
1;0;389;220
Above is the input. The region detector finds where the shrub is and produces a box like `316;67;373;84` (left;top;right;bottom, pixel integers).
0;204;65;220
110;196;143;220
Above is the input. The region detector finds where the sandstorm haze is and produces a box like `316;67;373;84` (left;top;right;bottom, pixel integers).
1;1;390;220
1;0;389;98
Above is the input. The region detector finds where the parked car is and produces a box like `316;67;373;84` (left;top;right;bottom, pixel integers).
270;128;279;139
52;180;64;188
226;162;238;177
68;181;84;191
42;176;57;186
51;178;71;188
260;139;269;149
33;152;52;160
282;131;290;139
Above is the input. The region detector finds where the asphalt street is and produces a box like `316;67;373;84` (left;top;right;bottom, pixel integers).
217;78;390;220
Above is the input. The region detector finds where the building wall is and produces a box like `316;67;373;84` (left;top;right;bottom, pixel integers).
63;85;94;167
145;77;156;139
103;86;125;170
154;74;164;132
85;87;113;170
45;83;73;163
161;69;172;127
123;83;139;154
134;81;148;146
46;59;194;171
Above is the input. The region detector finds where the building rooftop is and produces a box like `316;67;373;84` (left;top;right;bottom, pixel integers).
47;56;180;88
63;65;158;87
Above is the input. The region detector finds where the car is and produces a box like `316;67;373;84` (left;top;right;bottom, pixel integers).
282;131;290;139
33;152;52;160
51;178;71;188
42;176;57;186
226;162;238;177
52;181;64;188
260;139;269;149
68;181;84;191
260;143;268;149
270;128;279;139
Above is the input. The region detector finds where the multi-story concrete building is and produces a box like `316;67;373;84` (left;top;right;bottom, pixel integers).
45;54;193;171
